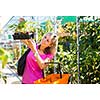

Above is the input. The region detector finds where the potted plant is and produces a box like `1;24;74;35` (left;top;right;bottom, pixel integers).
9;18;36;40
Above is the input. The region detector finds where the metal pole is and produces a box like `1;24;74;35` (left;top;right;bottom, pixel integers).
54;16;57;74
76;16;80;84
19;40;21;58
54;16;57;34
2;16;14;29
36;17;39;43
31;16;38;42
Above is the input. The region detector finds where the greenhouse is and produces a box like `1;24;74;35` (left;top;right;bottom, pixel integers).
0;16;100;84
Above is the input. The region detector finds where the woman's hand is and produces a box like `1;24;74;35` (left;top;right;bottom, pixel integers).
21;39;37;52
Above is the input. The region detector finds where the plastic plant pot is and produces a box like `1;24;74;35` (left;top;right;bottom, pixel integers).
12;32;31;40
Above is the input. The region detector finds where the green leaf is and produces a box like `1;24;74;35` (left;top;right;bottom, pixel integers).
0;48;10;68
0;48;5;55
1;55;8;68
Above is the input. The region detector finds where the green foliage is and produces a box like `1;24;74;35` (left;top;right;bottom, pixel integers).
9;19;36;33
37;20;54;42
0;48;10;68
46;17;100;84
0;48;11;84
56;17;100;84
79;17;100;84
56;36;78;83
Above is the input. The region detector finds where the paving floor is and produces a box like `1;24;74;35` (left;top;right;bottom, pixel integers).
0;65;22;84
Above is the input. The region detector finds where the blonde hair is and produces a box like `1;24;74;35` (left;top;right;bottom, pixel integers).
39;32;58;56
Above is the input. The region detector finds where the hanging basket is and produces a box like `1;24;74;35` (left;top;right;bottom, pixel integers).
34;73;71;84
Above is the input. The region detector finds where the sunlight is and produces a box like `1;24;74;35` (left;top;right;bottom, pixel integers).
0;16;12;29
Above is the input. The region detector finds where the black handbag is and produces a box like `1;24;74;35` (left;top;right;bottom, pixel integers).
17;48;31;76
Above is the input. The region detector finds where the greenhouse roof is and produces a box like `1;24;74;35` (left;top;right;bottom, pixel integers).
2;16;55;30
1;16;77;31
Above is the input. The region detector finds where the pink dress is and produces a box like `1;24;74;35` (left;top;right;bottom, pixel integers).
22;47;53;84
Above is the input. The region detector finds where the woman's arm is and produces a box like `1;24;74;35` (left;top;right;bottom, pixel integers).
21;39;52;69
34;52;51;69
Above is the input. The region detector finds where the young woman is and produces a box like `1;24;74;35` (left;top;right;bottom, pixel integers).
21;32;58;84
